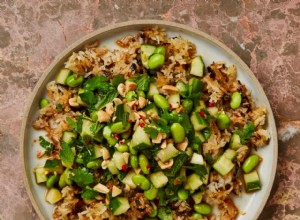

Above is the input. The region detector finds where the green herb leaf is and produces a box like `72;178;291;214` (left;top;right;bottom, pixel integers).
134;74;150;91
115;104;129;126
205;153;214;165
144;126;159;139
90;122;104;135
184;164;208;180
117;170;127;181
66;117;77;130
84;76;110;92
59;142;75;168
110;197;122;213
70;168;94;187
144;118;170;139
56;103;63;112
164;153;188;177
161;110;182;124
39;136;54;156
44;159;61;169
79;91;97;105
81;189;98;199
111;75;125;87
181;112;192;134
235;122;255;144
202;127;212;141
95;90;118;110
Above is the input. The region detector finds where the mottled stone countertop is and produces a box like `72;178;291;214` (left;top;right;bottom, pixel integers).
0;0;299;219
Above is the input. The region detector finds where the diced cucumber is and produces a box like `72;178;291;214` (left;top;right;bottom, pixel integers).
44;160;64;174
131;126;152;151
190;112;208;131
141;44;157;68
156;143;179;162
243;170;261;192
110;197;130;216
176;80;189;97
35;167;48;184
195;100;206;112
150;171;168;188
121;171;137;189
94;145;102;158
192;191;203;204
190;56;205;77
77;88;88;107
81;119;102;142
223;149;237;161
206;107;218;117
113;151;126;170
147;83;159;100
185;173;203;191
62;131;77;144
212;155;234;176
45;188;62;204
186;147;194;157
195;131;205;143
55;68;72;85
143;102;159;118
108;160;119;175
230;133;242;150
190;153;204;165
168;93;180;106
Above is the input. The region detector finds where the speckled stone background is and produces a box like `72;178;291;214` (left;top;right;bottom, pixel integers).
0;0;299;219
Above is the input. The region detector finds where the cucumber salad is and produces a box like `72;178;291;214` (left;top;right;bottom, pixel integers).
32;28;270;220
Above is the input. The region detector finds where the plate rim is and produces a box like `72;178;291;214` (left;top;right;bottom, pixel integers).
20;19;278;220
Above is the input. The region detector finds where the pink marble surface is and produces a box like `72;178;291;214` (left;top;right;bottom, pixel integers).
0;0;299;219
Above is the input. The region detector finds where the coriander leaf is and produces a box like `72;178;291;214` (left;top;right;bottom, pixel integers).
95;90;118;110
39;136;54;156
81;189;98;199
79;91;97;105
59;142;75;168
234;122;255;144
158;207;173;220
70;168;94;187
84;76;109;92
44;159;61;169
90;122;104;135
161;110;182;124
144;126;159;139
243;122;255;141
110;197;122;213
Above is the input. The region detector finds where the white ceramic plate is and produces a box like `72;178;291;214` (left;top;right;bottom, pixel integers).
21;20;277;220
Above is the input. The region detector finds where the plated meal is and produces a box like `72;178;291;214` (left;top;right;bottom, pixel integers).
30;27;271;220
